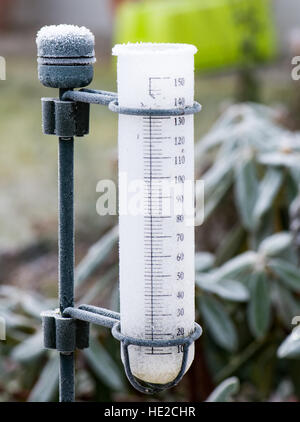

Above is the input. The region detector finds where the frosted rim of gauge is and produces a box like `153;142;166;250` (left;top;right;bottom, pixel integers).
112;43;197;56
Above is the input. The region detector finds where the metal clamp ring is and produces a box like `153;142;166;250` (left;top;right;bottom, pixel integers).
111;322;202;394
108;100;202;116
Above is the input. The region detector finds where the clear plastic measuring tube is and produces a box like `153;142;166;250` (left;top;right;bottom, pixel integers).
113;43;197;385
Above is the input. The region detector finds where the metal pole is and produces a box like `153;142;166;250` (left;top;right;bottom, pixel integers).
58;89;75;402
37;25;95;402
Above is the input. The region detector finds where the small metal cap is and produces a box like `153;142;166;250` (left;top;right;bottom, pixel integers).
36;25;96;88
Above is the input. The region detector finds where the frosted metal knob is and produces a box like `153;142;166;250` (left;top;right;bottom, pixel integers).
36;24;96;88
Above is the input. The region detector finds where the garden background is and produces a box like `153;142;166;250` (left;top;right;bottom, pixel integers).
0;0;300;402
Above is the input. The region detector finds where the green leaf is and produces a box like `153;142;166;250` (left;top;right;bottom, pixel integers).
203;158;234;196
28;354;59;402
0;308;36;330
75;226;118;288
195;127;226;158
253;167;283;225
11;331;44;363
249;209;275;251
277;326;300;359
206;377;240;402
83;336;125;391
21;293;57;320
258;232;293;257
247;272;271;338
234;157;259;230
195;252;215;272
196;276;249;302
199;296;238;352
289;166;300;186
268;258;300;292
80;266;118;304
215;224;245;266
201;172;233;221
258;152;300;168
195;108;241;159
273;282;300;329
213;251;257;281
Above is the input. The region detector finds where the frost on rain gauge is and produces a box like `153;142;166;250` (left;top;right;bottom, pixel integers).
113;43;197;385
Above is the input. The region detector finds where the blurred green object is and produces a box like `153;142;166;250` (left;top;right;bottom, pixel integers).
115;0;276;71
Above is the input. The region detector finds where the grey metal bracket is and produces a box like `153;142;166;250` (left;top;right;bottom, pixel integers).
41;88;200;138
41;309;89;353
62;89;117;106
42;97;90;138
41;304;202;393
61;88;202;117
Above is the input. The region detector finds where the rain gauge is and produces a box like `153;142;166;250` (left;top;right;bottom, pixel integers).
37;24;201;400
114;43;197;384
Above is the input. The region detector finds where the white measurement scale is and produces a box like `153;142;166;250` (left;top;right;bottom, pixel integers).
113;43;197;384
